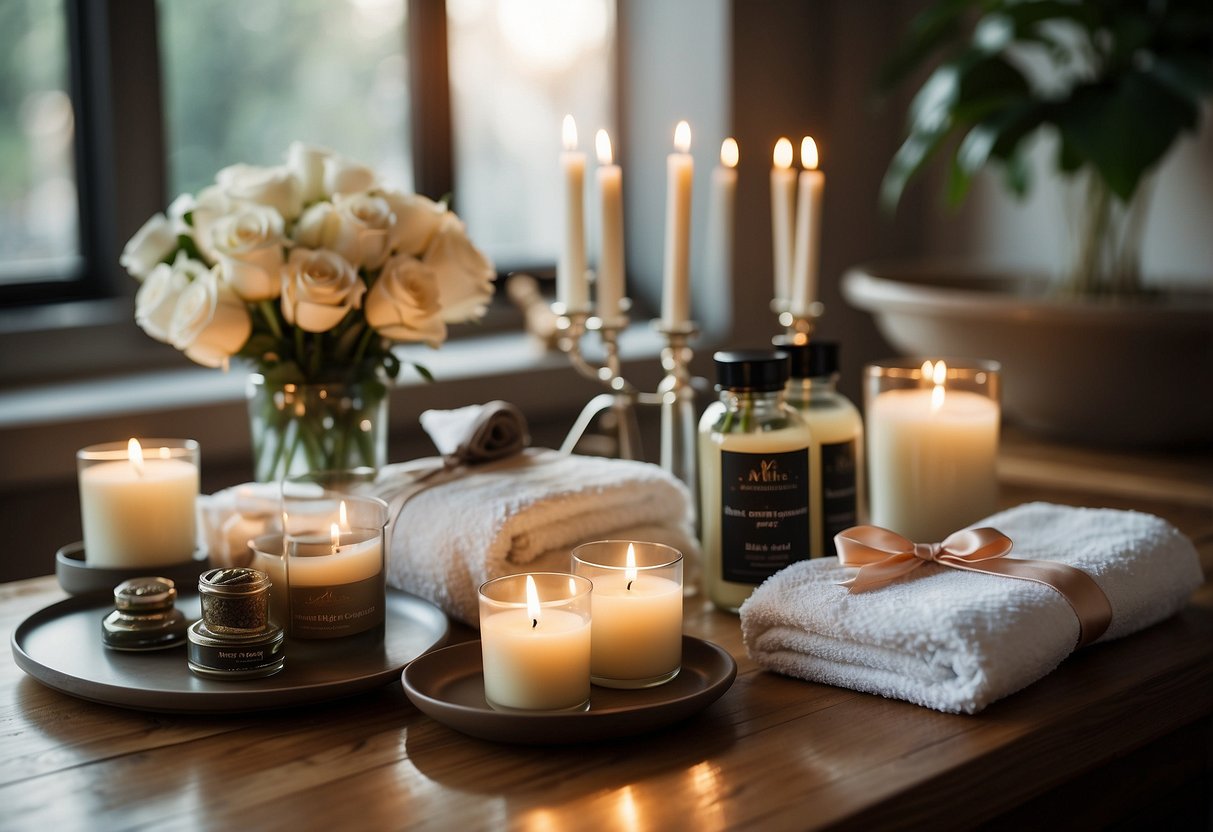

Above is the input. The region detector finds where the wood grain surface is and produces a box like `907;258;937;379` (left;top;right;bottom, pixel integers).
2;437;1211;831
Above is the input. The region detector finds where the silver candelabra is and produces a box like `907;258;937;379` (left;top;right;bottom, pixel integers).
550;303;700;499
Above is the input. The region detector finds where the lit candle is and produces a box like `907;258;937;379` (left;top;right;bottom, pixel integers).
572;541;683;689
790;136;825;319
479;573;592;711
866;360;1001;542
285;496;387;639
595;129;625;322
661;120;694;328
770;137;796;307
707;138;738;297
558;114;589;312
77;438;200;568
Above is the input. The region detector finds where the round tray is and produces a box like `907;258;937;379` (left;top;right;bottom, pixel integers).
12;589;449;713
402;636;737;744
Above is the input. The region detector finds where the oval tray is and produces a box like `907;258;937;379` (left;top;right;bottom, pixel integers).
402;635;737;744
12;589;449;713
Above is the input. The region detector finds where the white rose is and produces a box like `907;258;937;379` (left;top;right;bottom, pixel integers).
286;141;333;203
323;155;376;195
281;248;366;333
216;163;304;220
120;213;178;280
293;194;394;270
191;185;235;263
422;212;496;322
135;253;210;342
378;189;446;256
210;205;286;301
169;267;252;368
365;255;447;347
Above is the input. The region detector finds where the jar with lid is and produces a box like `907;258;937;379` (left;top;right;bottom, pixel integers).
187;567;284;679
101;576;189;651
774;337;865;558
697;349;813;612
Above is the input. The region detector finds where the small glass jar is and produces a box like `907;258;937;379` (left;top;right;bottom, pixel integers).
188;567;285;679
101;577;189;651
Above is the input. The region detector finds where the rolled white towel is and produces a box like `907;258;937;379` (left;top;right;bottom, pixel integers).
377;448;699;625
739;502;1203;714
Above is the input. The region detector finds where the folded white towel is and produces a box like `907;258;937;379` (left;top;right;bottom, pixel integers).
376;448;700;626
739;502;1203;714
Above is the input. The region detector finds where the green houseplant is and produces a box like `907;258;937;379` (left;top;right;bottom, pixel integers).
879;0;1213;296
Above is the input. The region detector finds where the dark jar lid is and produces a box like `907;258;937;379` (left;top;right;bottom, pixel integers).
771;337;839;379
198;567;272;597
713;350;790;392
113;577;178;612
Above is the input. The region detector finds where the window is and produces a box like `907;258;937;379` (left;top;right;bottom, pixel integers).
0;0;615;314
0;0;80;293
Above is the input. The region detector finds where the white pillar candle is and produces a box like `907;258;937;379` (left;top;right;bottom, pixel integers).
594;129;625;322
558;114;589;313
78;438;199;568
575;542;683;687
770;137;796;307
867;361;1000;542
661;120;694;328
707;138;739;298
480;574;592;711
790;136;824;318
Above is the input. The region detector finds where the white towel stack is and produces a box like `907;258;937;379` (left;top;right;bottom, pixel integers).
739;502;1203;714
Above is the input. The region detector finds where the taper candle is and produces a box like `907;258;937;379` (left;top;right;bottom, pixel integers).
595;129;625;321
790;136;824;319
770;138;796;307
558;114;589;312
661;120;693;328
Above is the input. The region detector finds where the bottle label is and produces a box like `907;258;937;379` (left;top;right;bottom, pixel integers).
821;439;859;557
720;448;810;583
289;573;386;639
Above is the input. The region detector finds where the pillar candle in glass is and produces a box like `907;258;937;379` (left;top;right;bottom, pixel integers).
865;359;1001;542
282;492;388;639
572;540;683;689
77;438;200;568
478;573;592;712
250;533;289;630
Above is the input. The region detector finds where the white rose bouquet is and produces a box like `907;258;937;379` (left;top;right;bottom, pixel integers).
122;142;496;480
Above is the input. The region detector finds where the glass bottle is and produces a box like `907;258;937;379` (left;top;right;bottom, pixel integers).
776;338;865;558
698;350;813;612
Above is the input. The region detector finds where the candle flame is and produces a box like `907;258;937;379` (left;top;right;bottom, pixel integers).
929;360;948;411
674;120;691;153
330;522;341;555
801;136;819;170
526;574;541;628
773;137;793;170
596;129;614;166
562;114;578;151
158;446;171;459
127;438;144;477
625;543;638;590
720;137;739;169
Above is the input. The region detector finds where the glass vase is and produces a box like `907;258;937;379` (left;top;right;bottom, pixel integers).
246;373;389;482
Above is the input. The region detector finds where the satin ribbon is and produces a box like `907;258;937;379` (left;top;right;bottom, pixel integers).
835;525;1113;648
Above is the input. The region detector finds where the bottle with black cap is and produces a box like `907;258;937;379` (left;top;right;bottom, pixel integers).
774;337;864;558
697;349;813;612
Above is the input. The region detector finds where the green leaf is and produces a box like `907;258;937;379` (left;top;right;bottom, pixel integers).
413;362;434;383
1056;70;1199;200
1146;55;1213;103
877;0;974;93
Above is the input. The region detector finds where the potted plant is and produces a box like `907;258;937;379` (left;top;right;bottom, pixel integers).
843;0;1213;446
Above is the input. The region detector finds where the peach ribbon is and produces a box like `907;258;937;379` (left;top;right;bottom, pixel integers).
834;525;1113;647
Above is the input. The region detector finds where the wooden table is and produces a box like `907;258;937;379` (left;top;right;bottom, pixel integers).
3;438;1212;831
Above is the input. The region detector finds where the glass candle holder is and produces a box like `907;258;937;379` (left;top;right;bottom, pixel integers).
478;572;592;712
77;438;200;569
282;491;388;639
865;358;1001;542
572;540;684;689
250;533;289;630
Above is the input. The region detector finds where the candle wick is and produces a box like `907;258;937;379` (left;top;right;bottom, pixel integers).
626;580;633;591
532;618;538;629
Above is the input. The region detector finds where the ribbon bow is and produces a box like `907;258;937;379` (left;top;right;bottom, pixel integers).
835;525;1113;648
